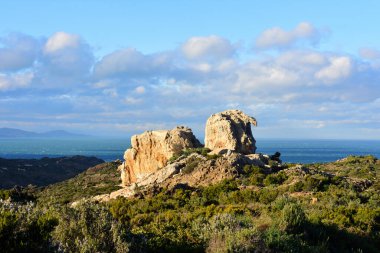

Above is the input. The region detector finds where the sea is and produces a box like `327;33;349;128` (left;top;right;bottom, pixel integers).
0;138;379;164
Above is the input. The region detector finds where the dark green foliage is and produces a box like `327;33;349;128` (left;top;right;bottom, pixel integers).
201;179;239;206
280;203;306;232
0;203;58;252
249;173;266;186
169;147;217;163
289;181;304;192
53;202;129;253
182;157;200;174
37;162;121;206
242;164;263;175
0;189;10;200
2;185;37;202
258;187;278;204
302;174;330;191
0;210;17;248
182;147;211;157
1;155;380;252
263;171;288;186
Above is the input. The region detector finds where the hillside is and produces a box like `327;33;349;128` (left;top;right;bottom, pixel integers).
1;109;379;252
0;156;104;188
37;161;121;205
1;154;377;252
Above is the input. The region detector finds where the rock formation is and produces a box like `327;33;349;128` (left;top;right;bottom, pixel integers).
119;126;201;186
99;152;268;201
204;110;257;154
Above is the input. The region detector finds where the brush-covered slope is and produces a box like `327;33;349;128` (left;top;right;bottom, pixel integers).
37;161;122;205
2;155;379;252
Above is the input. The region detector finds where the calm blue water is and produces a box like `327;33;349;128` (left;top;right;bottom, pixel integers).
256;139;380;163
0;138;379;164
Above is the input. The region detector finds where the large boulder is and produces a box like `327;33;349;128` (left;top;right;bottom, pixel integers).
119;126;201;186
204;110;257;154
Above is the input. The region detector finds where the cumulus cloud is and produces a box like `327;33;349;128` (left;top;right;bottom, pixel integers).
0;32;94;91
1;26;380;139
255;22;321;49
0;33;39;71
44;32;80;53
181;35;235;60
29;32;94;89
315;56;352;83
40;32;93;78
93;48;170;79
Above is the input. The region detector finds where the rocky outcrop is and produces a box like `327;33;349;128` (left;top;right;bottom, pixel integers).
119;126;201;186
204;110;257;154
103;152;268;201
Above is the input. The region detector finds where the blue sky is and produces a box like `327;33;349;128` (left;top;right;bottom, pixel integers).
1;0;380;139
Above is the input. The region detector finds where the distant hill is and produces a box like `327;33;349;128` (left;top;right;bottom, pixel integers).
0;156;104;188
0;127;87;138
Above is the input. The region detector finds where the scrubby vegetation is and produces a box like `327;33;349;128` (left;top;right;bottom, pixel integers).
1;155;380;252
37;161;121;206
169;147;220;163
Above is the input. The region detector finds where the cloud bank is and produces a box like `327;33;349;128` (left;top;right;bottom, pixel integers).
1;23;379;139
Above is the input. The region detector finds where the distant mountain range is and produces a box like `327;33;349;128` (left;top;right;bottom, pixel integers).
0;128;87;138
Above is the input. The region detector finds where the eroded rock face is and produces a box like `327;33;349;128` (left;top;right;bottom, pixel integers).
106;152;268;201
119;126;201;186
204;110;257;154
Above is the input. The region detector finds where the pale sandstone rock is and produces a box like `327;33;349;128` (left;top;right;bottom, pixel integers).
205;110;257;154
135;153;205;187
103;152;269;201
119;126;201;186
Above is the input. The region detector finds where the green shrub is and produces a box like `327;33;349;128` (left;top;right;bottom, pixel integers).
290;181;304;192
243;165;264;175
182;147;211;157
263;172;287;186
280;203;306;232
259;188;278;204
0;202;58;252
302;175;330;192
207;154;221;160
201;180;239;206
272;196;296;211
182;159;199;174
0;190;10;200
0;210;17;249
53;202;130;253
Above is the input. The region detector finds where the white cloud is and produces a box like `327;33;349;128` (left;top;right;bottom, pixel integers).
44;32;80;53
255;22;320;49
233;61;300;92
0;71;34;90
2;28;380;139
0;33;39;71
315;56;352;83
39;32;93;82
182;35;235;59
94;48;169;79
